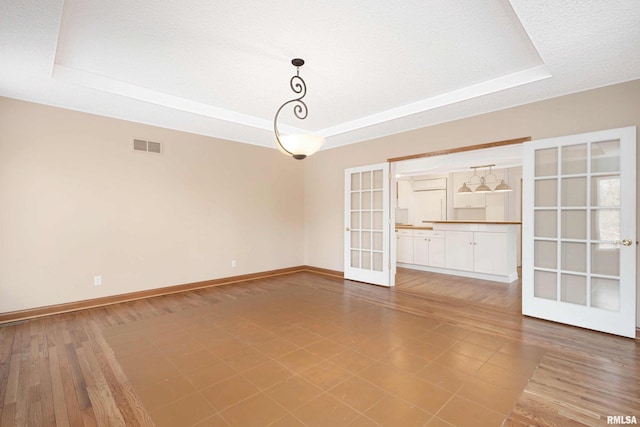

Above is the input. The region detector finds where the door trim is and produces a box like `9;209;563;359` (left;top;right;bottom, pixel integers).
387;136;531;163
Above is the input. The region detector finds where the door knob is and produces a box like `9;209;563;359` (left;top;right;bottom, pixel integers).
622;239;633;246
346;227;351;232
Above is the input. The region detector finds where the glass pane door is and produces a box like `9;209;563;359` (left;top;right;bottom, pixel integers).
344;163;391;286
523;127;636;338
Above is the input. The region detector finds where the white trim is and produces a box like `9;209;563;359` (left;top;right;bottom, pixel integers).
319;65;551;137
52;64;306;135
51;63;551;140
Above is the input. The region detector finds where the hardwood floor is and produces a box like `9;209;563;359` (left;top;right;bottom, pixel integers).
395;268;522;312
0;270;638;426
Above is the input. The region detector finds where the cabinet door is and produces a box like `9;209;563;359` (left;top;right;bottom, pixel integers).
413;237;429;265
397;236;414;263
473;232;508;275
428;238;446;267
452;172;486;208
397;180;412;209
445;231;474;271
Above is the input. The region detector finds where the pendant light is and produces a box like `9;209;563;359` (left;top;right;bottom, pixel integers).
457;164;513;193
274;58;324;160
474;176;493;193
494;180;513;192
458;182;473;193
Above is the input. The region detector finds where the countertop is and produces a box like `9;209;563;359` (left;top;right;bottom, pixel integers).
432;220;522;225
395;220;521;230
395;225;433;230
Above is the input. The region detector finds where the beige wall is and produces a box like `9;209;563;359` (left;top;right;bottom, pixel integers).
305;79;640;270
2;80;640;322
304;79;640;326
0;97;305;313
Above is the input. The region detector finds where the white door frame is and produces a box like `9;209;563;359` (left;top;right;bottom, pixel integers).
390;162;397;286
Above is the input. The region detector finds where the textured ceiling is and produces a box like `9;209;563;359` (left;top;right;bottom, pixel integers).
1;0;639;151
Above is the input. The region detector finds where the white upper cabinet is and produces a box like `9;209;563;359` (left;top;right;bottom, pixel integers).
452;171;486;208
452;169;505;209
397;180;412;209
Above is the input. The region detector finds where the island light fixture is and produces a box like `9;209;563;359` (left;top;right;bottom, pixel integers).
457;164;513;193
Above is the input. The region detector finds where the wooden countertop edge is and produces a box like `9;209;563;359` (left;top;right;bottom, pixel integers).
433;221;522;225
395;221;521;229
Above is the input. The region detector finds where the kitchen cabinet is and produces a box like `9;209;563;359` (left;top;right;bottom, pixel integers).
443;230;474;271
442;223;517;281
444;230;508;275
452;169;504;209
412;177;446;191
396;229;414;263
413;230;445;267
452;172;486;208
473;231;508;275
396;222;517;283
397;180;412;209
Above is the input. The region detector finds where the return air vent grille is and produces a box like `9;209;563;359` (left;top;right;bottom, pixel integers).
133;139;162;154
147;141;162;154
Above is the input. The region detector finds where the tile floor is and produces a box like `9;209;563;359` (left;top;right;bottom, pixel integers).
103;286;546;426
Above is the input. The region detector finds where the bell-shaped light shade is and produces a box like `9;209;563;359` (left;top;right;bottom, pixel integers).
457;183;473;193
474;177;492;193
493;179;513;192
277;134;325;160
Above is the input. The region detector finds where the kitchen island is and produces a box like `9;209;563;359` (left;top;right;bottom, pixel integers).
396;221;520;283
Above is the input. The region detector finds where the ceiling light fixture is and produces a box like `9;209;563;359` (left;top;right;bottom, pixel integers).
474;176;493;193
457;164;512;193
274;58;324;160
458;183;473;193
493;180;513;192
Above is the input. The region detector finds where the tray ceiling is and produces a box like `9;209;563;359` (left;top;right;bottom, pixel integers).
1;0;639;150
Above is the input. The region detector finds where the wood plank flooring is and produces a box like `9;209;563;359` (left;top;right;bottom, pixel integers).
395;268;522;312
393;268;640;426
0;269;638;426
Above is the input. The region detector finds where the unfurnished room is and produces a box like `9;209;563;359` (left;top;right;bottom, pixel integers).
1;1;640;426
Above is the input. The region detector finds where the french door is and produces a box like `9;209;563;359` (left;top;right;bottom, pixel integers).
344;163;392;286
522;126;636;338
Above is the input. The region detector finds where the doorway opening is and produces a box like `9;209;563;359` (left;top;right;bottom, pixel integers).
388;138;527;309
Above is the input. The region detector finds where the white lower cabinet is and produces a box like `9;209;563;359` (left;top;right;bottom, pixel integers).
443;224;517;281
397;223;517;283
396;230;414;264
429;237;445;268
443;231;473;271
413;230;445;267
473;231;509;275
444;230;509;275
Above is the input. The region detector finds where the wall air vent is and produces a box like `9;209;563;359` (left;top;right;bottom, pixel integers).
133;139;162;154
147;141;162;154
133;139;147;151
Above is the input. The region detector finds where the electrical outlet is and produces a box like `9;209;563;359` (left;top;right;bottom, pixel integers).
93;275;102;286
231;260;237;268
